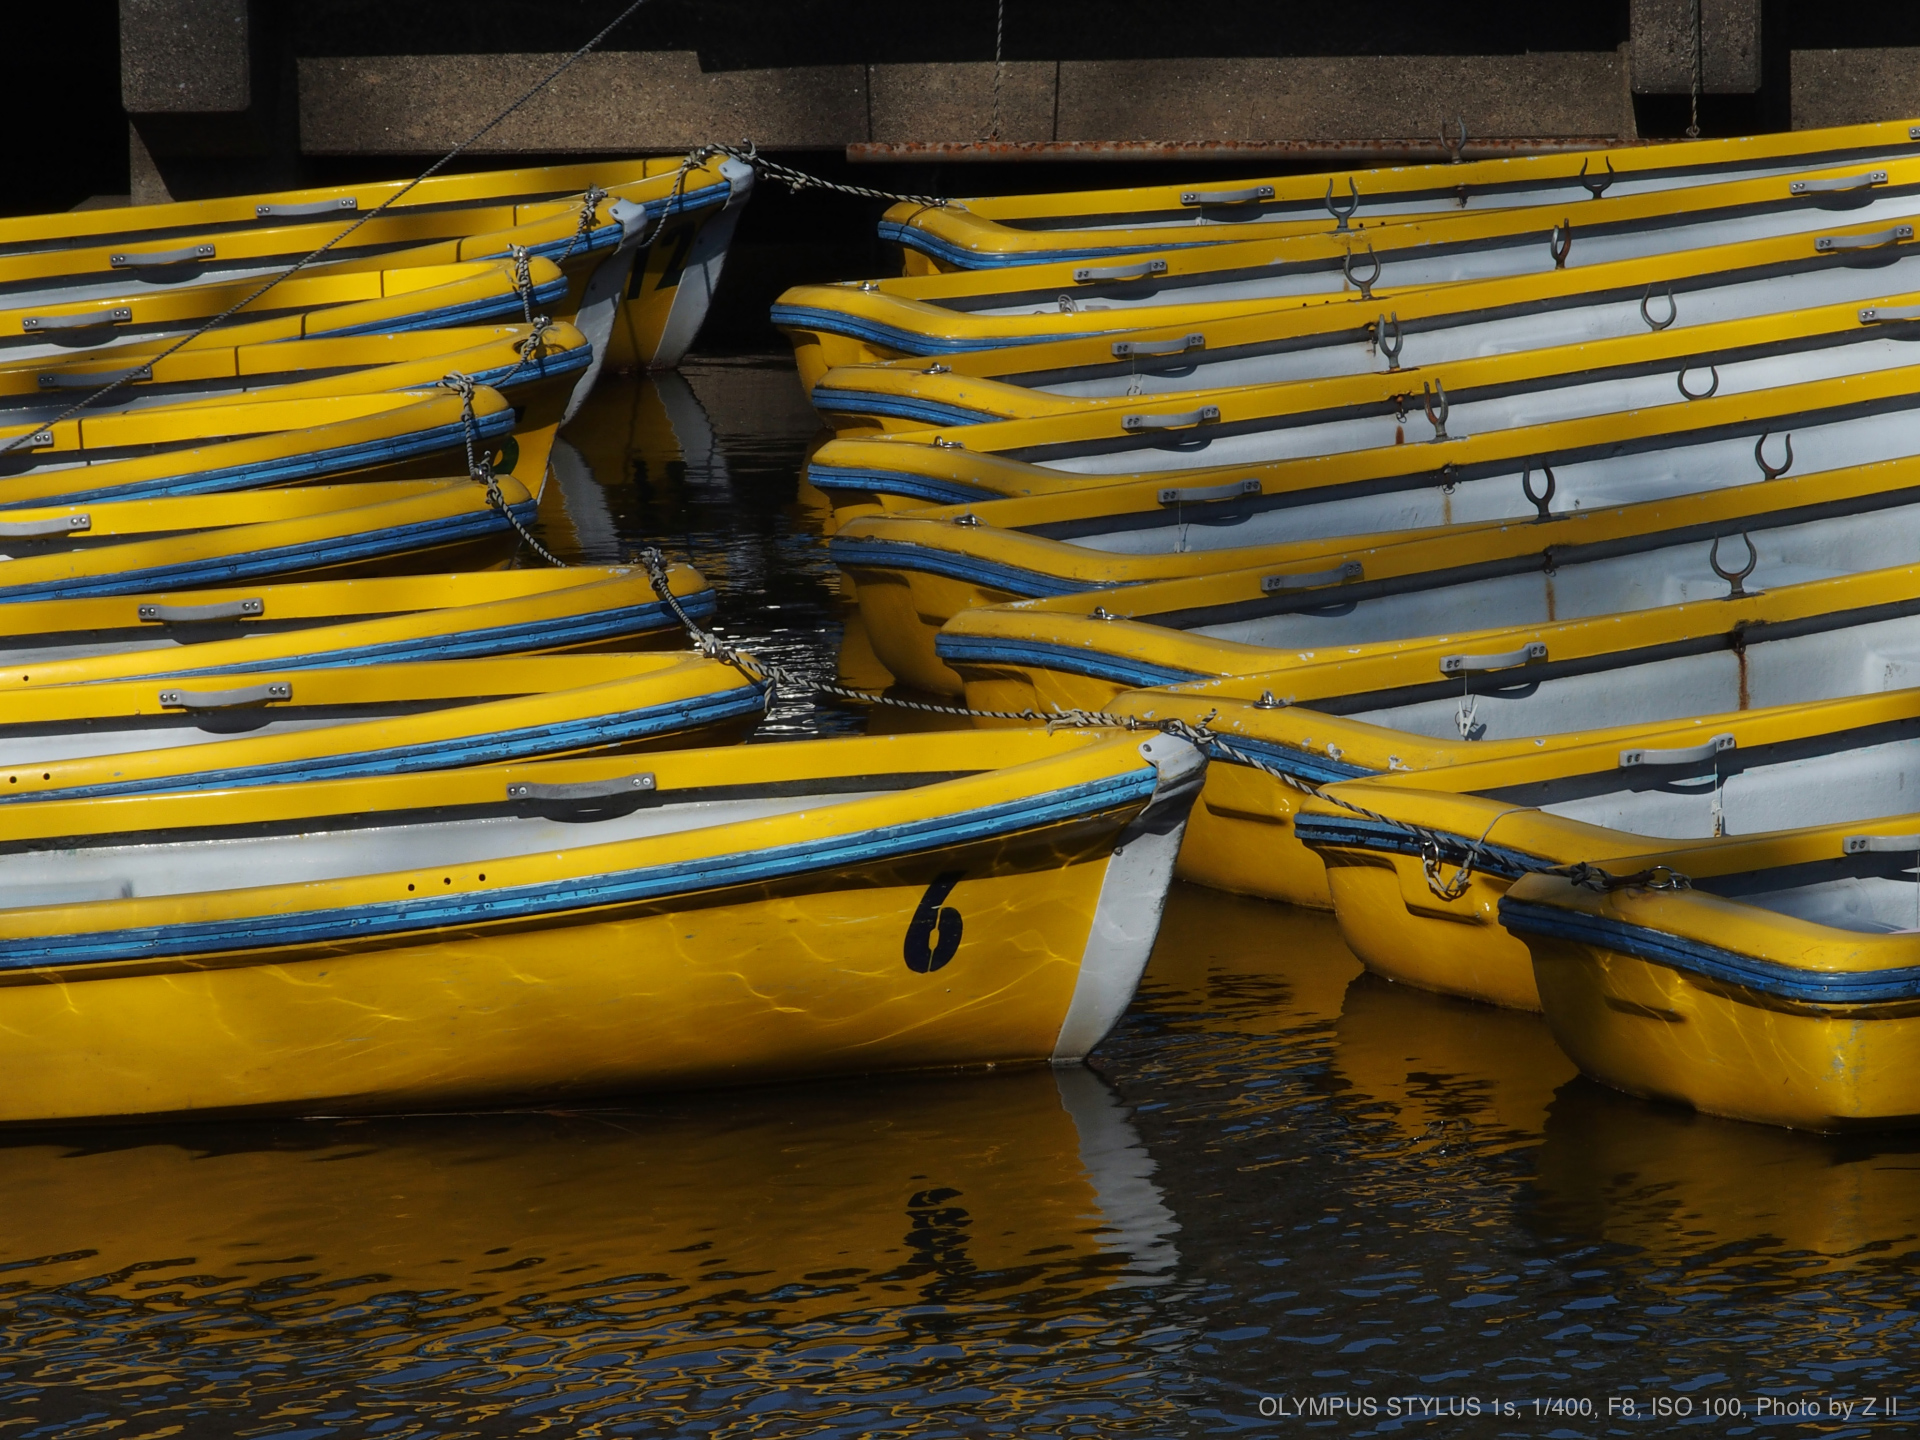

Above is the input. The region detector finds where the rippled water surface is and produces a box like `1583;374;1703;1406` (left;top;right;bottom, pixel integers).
4;360;1918;1437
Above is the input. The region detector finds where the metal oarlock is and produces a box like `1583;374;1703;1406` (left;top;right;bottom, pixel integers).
1677;364;1720;400
1522;462;1556;520
1442;117;1467;163
1373;312;1404;370
1577;155;1616;198
1755;432;1794;479
1549;219;1572;269
1641;285;1677;331
1710;533;1760;598
1422;380;1450;442
1343;244;1381;300
1325;178;1360;232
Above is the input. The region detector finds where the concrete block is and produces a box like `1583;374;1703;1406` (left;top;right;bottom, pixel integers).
1056;54;1635;142
1629;0;1760;95
297;51;867;154
120;0;249;112
1791;49;1920;130
868;62;1057;144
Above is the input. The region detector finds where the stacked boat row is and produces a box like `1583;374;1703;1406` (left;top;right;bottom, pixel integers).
0;158;1207;1124
778;116;1920;1132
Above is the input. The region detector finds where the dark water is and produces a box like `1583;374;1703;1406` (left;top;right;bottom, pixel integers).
3;360;1917;1437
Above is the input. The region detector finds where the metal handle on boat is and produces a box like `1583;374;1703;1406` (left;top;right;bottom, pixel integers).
1619;733;1735;767
37;365;151;390
1180;184;1274;206
1815;225;1913;251
1111;333;1203;358
1374;312;1404;370
1640;285;1677;331
507;774;657;801
1755;432;1793;480
1122;405;1219;431
1071;259;1167;283
1157;477;1259;504
158;681;292;709
1710;532;1760;598
1577;156;1616;198
1858;304;1920;323
138;597;263;623
1549;219;1572;269
1440;642;1547;674
10;430;53;449
1677;364;1720;400
1323;179;1359;231
1261;561;1363;592
1522;462;1556;520
257;198;357;218
109;244;214;268
22;308;132;332
1343;244;1381;300
0;513;87;538
1844;833;1920;853
1790;171;1887;195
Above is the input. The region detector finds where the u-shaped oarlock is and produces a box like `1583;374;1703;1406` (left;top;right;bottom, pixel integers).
1522;461;1557;520
1422;379;1450;441
1442;116;1467;163
1640;284;1677;331
1374;312;1404;370
1344;244;1382;300
1325;178;1360;232
1549;219;1573;269
1577;155;1617;199
1709;532;1760;598
1755;431;1794;479
1677;364;1720;400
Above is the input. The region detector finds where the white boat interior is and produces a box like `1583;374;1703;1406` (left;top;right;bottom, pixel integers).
0;698;480;767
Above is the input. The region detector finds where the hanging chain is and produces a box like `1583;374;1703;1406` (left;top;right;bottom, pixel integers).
630;549;1690;898
987;0;1006;141
0;0;659;460
1687;0;1703;139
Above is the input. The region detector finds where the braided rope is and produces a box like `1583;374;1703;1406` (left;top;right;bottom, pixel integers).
0;0;658;458
441;368;570;568
630;549;1687;897
988;0;1006;142
697;143;949;210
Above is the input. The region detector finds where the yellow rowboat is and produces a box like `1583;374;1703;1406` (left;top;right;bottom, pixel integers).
812;287;1920;496
1503;815;1920;1131
0;320;585;429
0;567;714;686
1292;686;1920;1011
775;161;1920;387
928;450;1920;703
0;381;548;511
0;728;1203;1122
0;478;538;602
0;156;752;373
0;653;766;804
881;118;1920;272
815;219;1920;433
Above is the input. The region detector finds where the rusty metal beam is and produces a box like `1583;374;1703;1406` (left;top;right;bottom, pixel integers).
847;138;1636;164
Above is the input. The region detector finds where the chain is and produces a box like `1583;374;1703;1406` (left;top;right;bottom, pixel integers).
0;0;657;459
1687;0;1703;139
630;550;1690;897
988;0;1006;141
697;143;949;210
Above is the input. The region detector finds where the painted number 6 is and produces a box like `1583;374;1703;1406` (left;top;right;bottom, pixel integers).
904;871;964;973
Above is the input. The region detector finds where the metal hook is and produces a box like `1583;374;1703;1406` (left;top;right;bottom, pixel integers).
1709;532;1760;598
1755;432;1794;480
1374;312;1404;371
1577;155;1617;199
1422;380;1450;441
1677;365;1720;400
1325;178;1359;233
1442;116;1467;163
1640;285;1676;331
1344;244;1381;300
1549;219;1573;269
1522;461;1557;520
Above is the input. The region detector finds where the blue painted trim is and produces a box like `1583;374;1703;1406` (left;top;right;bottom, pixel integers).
329;277;572;336
878;219;1220;271
140;590;719;679
826;536;1092;599
10;681;771;804
807;464;992;506
1292;812;1537;871
808;387;997;428
0;410;518;510
933;632;1202;690
474;180;735;268
6;766;1159;971
769;304;1097;358
1195;736;1374;788
1498;896;1920;1006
